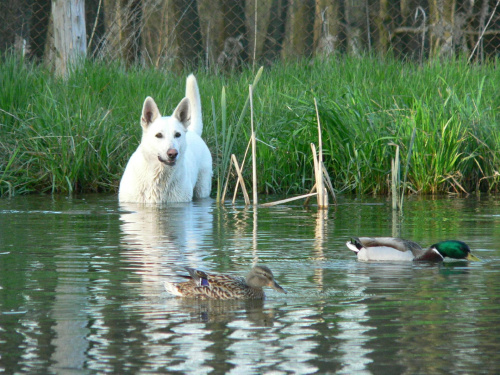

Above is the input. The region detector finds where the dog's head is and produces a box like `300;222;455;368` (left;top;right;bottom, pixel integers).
140;96;190;166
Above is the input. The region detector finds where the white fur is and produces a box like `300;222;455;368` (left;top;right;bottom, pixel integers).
119;74;212;203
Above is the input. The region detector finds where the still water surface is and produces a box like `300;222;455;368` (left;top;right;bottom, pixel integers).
0;194;499;374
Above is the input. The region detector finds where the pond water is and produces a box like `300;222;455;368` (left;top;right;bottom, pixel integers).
0;194;499;374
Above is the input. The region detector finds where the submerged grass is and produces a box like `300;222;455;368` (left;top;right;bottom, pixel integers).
0;54;499;197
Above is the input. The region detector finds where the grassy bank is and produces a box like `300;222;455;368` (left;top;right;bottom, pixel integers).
0;55;499;197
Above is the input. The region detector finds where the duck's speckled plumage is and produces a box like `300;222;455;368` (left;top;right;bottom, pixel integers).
346;237;480;262
164;265;287;300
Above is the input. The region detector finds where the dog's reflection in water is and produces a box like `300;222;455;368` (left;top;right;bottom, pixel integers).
119;200;213;295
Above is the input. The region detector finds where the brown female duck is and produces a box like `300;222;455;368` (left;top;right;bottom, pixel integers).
164;265;287;300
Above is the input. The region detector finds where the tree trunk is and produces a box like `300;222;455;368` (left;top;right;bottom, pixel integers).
0;0;29;56
141;0;174;67
314;0;341;57
29;0;52;61
221;0;247;41
429;0;456;57
99;0;144;65
196;0;222;68
85;0;106;58
376;0;390;53
123;0;143;65
284;0;314;58
262;0;289;63
475;0;490;62
344;0;365;56
216;0;247;69
52;0;87;76
173;0;203;69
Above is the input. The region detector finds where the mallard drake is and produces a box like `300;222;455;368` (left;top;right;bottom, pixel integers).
164;265;287;300
346;237;480;262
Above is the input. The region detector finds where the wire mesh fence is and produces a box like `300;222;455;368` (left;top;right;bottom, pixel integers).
1;0;499;71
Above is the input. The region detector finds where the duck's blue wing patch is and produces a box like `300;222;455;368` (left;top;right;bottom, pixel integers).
201;278;209;286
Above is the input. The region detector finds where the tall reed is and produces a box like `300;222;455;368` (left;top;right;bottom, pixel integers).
211;67;263;202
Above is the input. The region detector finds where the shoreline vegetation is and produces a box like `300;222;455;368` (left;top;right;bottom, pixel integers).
0;55;499;199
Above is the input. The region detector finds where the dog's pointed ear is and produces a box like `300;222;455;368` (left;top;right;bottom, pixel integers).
173;97;191;128
141;97;161;129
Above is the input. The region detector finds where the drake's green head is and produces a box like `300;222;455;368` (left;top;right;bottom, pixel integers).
431;240;480;261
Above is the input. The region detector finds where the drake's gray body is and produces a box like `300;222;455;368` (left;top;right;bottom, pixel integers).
346;237;479;262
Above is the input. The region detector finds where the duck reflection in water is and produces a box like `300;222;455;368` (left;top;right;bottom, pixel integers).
172;298;277;326
119;200;213;295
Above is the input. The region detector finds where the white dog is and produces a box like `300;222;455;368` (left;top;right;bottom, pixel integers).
119;75;212;203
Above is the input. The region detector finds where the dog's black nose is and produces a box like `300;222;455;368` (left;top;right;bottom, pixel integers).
167;149;178;160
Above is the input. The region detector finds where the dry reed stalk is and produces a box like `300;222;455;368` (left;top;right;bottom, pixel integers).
221;158;234;203
222;141;249;204
391;144;400;210
399;127;416;210
444;174;469;195
391;127;415;211
231;154;251;205
314;98;328;208
232;137;252;202
311;143;327;208
260;193;318;207
250;84;258;205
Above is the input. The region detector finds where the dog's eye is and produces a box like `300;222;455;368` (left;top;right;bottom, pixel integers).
155;133;163;138
174;132;181;138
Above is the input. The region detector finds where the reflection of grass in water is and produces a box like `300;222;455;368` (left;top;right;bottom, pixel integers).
1;55;498;197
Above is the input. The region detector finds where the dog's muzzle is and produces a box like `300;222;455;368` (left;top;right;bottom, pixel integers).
159;149;178;165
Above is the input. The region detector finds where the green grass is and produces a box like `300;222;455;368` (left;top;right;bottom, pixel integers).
0;54;499;197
